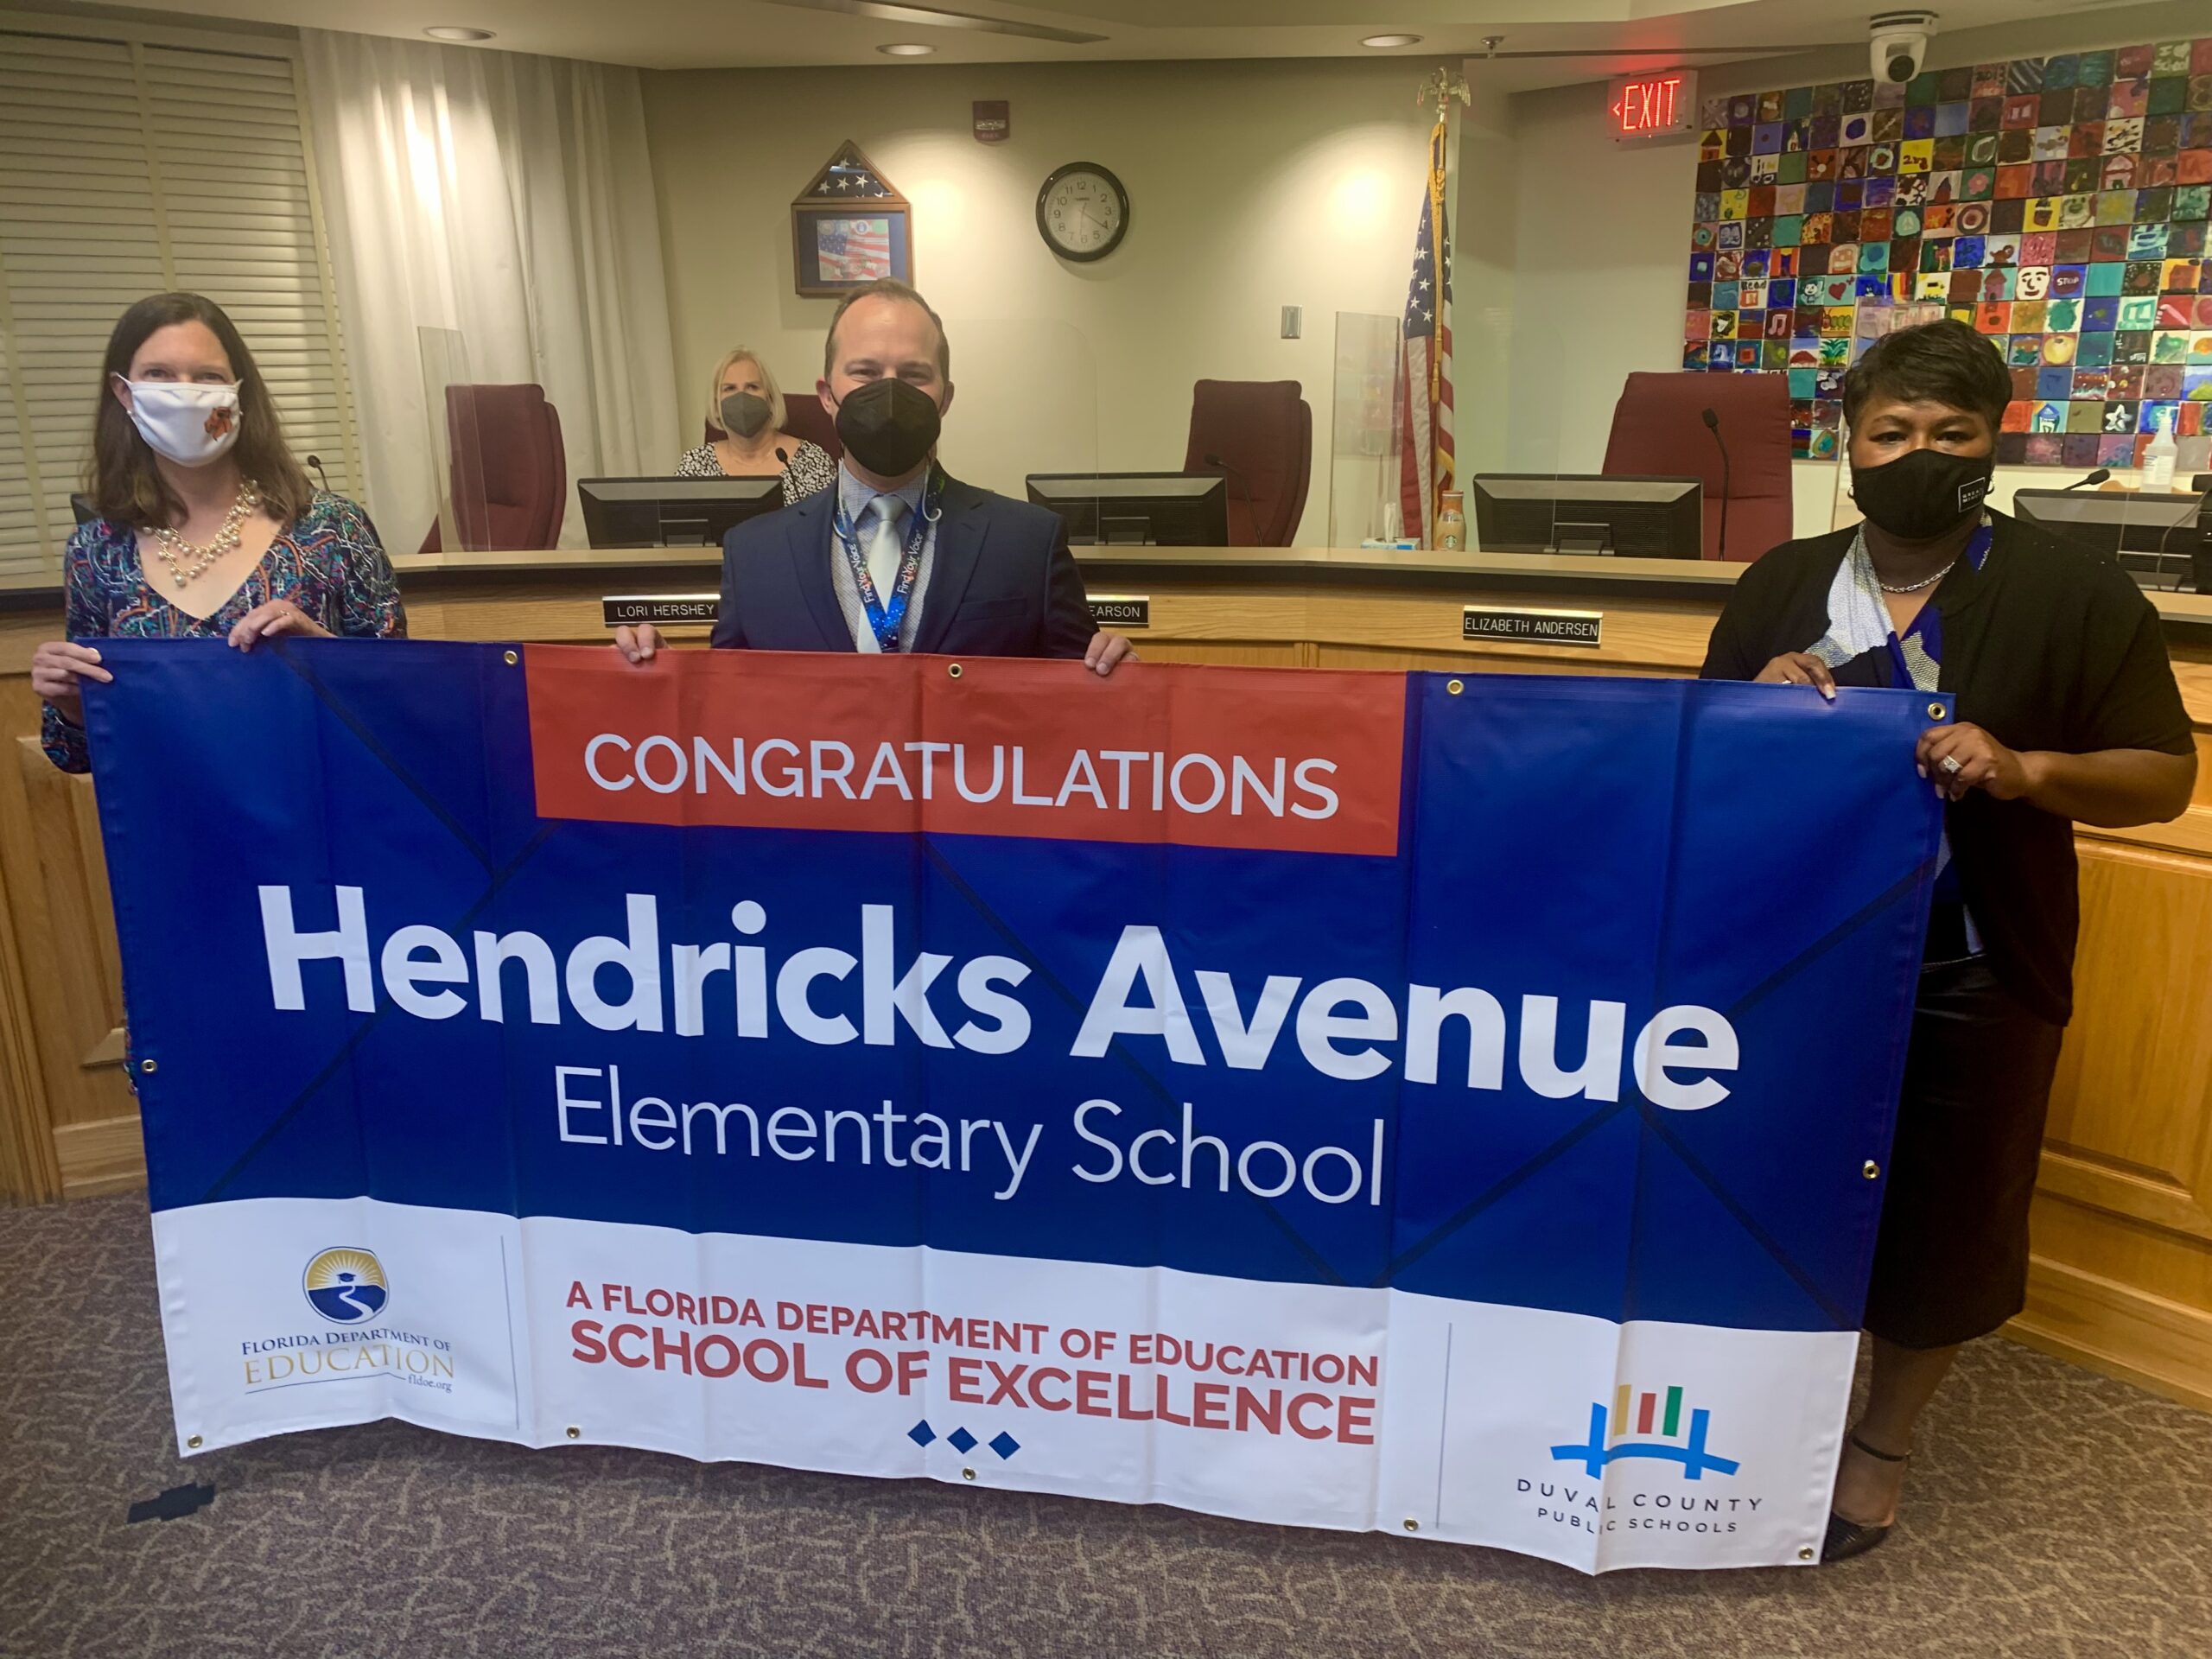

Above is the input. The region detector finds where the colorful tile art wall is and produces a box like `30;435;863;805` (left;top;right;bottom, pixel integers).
1686;39;2212;464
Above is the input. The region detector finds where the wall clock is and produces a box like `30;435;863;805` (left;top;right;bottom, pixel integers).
1037;162;1129;262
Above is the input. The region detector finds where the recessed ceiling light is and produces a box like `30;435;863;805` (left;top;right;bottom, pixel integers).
424;27;495;41
768;0;1103;45
1361;34;1421;48
878;42;936;55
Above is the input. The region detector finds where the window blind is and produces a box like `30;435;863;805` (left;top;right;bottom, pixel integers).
0;25;359;587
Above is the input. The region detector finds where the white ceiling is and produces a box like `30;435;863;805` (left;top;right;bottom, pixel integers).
0;0;2189;83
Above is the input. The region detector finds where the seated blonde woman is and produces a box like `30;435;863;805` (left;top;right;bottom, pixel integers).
672;347;835;502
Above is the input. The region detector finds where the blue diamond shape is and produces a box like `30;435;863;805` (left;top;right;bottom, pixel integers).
908;1420;936;1447
948;1427;977;1453
989;1431;1020;1459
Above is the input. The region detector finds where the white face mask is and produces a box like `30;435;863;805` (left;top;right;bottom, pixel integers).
119;379;242;467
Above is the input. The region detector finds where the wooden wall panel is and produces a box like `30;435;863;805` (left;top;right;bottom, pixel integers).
2044;845;2212;1224
2008;836;2212;1408
2;735;137;1194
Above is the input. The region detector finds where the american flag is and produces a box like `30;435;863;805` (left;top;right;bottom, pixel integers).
819;217;893;282
1395;116;1454;546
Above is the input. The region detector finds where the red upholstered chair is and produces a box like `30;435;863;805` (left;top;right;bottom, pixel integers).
417;384;566;553
1183;380;1312;546
780;391;842;461
702;394;844;462
1600;372;1794;562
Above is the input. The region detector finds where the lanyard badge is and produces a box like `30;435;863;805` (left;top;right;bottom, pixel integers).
833;468;942;652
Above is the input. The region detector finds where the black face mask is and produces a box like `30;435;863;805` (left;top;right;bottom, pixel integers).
718;391;773;440
1849;447;1993;541
834;378;941;477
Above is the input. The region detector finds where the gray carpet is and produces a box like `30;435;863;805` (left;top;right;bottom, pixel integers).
3;1196;2209;1659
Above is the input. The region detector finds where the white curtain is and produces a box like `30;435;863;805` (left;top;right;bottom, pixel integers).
301;29;680;549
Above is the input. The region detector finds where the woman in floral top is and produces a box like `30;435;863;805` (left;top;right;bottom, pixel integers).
32;293;404;772
671;346;836;502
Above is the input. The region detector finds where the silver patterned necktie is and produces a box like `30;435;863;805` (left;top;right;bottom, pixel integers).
863;496;906;603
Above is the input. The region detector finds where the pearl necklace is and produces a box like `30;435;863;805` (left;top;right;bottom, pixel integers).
149;480;261;586
1876;558;1956;594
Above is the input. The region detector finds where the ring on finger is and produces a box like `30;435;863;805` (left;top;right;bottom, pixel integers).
1939;754;1963;777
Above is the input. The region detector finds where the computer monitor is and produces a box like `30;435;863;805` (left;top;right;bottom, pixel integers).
1025;472;1230;546
579;476;784;549
1470;474;1704;559
2012;487;2209;590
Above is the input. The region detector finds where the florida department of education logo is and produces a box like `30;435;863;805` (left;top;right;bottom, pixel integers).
1552;1382;1739;1480
302;1247;390;1325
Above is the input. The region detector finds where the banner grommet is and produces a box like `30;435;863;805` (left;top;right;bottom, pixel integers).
565;1425;581;1440
139;1058;157;1074
1862;1160;1881;1179
947;663;963;679
504;650;519;666
1925;702;1945;720
962;1466;976;1480
1798;1546;1815;1561
186;1434;201;1450
1402;1517;1420;1532
1446;678;1464;695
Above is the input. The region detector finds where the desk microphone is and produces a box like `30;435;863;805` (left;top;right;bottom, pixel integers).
2063;467;2111;491
1700;408;1730;561
2150;472;2212;594
1203;452;1256;544
308;461;385;548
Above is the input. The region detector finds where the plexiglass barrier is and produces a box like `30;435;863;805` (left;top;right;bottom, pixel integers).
1330;312;1404;548
939;317;1096;506
418;327;493;554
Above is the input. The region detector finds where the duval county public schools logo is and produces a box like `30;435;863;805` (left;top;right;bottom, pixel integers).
1551;1383;1739;1480
302;1248;390;1325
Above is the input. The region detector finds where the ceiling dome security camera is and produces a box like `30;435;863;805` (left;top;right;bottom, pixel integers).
1869;10;1938;85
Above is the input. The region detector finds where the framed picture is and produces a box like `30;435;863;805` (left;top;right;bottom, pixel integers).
791;142;913;298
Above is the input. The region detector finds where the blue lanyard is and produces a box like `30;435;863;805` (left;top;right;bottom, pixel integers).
832;470;940;652
1879;520;1990;690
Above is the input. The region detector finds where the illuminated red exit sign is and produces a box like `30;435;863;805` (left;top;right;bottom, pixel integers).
1607;69;1698;143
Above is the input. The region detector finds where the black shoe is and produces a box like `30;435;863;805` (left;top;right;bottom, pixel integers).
1821;1510;1892;1562
1821;1432;1909;1564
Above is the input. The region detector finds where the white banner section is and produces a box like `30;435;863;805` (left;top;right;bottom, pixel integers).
153;1198;1852;1573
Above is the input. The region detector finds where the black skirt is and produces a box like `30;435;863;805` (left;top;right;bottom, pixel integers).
1861;955;2066;1351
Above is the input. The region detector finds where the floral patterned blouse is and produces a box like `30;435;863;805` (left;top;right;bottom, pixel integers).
42;491;404;773
672;438;836;502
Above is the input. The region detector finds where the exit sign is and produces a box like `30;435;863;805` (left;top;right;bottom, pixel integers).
1606;69;1698;143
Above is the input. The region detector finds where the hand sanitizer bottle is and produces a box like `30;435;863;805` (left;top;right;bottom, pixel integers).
2145;408;2178;493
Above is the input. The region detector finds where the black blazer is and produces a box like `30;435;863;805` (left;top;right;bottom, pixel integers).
1700;510;2192;1025
707;474;1096;658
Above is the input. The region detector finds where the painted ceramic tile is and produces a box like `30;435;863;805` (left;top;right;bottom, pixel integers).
1680;35;2212;459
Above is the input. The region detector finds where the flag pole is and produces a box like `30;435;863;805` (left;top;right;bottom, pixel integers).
1415;70;1470;537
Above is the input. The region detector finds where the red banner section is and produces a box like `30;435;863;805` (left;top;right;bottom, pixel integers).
524;648;1405;857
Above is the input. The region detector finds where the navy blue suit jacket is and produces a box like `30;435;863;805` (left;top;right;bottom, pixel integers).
707;474;1095;658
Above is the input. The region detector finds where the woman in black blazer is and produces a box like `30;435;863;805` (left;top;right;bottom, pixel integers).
1702;319;2196;1560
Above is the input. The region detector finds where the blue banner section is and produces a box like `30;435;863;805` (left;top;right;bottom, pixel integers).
87;642;1944;1334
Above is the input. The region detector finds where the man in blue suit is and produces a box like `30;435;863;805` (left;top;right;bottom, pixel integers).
615;279;1133;674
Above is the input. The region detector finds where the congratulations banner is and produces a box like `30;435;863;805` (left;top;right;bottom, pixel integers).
88;642;1943;1573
